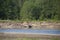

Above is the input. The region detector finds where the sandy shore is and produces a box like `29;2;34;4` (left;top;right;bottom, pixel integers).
0;21;60;29
0;33;60;39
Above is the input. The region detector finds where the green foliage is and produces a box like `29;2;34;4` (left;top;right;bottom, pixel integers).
20;0;35;20
0;0;20;20
0;0;60;21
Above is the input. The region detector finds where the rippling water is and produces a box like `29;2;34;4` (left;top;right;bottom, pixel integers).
0;29;60;35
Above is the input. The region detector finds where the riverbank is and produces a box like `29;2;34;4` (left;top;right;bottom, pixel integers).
0;32;60;38
0;37;60;40
0;31;60;40
0;20;60;29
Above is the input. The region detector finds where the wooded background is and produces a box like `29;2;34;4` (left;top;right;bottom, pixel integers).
0;0;60;21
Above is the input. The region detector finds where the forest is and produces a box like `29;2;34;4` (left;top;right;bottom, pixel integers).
0;0;60;21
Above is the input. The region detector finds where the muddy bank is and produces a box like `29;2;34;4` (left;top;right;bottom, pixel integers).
0;33;60;38
0;21;60;29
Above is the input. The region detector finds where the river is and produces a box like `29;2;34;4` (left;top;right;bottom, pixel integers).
0;29;60;35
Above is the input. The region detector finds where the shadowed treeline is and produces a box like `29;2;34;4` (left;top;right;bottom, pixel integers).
0;0;60;21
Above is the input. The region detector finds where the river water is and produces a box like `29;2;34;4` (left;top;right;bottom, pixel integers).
0;29;60;35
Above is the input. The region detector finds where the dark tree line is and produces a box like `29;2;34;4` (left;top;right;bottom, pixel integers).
0;0;60;20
